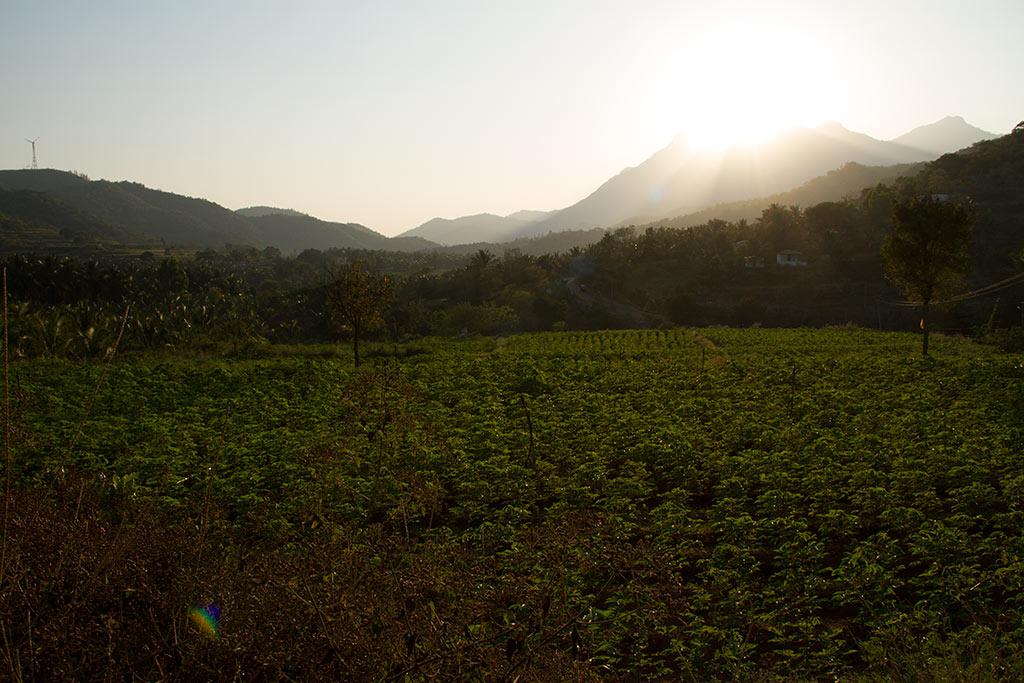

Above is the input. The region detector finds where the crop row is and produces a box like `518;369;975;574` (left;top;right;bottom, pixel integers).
6;328;1024;678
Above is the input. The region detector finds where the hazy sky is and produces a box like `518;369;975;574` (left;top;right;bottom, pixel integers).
1;0;1021;235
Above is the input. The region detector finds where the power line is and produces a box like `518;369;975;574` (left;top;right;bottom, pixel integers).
882;270;1024;307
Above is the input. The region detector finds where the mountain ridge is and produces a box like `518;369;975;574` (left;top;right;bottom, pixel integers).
398;209;556;245
0;116;1000;254
890;115;999;155
407;115;997;246
235;206;310;219
0;169;437;253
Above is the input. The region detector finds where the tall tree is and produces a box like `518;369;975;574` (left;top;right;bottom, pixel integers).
882;196;973;355
327;261;392;367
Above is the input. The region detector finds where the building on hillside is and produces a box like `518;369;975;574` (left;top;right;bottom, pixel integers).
776;250;807;267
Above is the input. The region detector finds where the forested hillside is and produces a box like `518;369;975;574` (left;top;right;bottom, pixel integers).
0;188;149;253
0;170;435;253
647;161;920;229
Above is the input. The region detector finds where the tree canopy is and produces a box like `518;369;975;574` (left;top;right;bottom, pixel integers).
882;196;973;354
327;261;393;366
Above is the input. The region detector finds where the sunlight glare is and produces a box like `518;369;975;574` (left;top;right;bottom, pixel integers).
673;23;837;151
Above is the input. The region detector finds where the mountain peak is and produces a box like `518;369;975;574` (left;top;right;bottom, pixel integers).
236;206;310;219
891;116;997;155
816;120;849;133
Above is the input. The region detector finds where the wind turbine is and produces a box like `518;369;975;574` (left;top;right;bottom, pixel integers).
25;137;39;169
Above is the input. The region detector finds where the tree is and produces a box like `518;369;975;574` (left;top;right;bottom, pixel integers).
327;261;392;366
882;196;973;356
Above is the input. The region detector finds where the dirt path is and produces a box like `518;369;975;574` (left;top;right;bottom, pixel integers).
691;330;727;368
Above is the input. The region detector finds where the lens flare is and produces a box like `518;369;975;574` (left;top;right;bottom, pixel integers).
188;603;221;639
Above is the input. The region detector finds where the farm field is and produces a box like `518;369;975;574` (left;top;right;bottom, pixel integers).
4;328;1024;679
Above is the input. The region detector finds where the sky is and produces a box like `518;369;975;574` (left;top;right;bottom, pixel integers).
1;0;1022;235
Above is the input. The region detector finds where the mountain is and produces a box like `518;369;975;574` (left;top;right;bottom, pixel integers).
0;169;437;253
398;209;556;245
512;124;943;240
0;170;256;248
904;126;1024;273
0;187;157;254
433;228;608;257
891;115;998;156
429;159;928;254
401;117;987;246
530;128;1024;333
646;161;922;229
236;206;309;218
505;209;556;223
0;187;147;244
245;213;435;253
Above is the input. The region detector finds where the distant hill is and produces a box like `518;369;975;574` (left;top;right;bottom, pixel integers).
891;115;999;156
0;188;147;244
513;123;941;240
407;116;994;247
245;213;435;253
0;169;437;253
434;228;608;256
646;161;921;229
0;188;159;255
505;209;554;223
0;170;255;248
236;206;309;218
399;210;556;245
904;127;1024;273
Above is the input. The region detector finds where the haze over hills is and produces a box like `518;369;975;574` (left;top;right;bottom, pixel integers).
230;206;439;252
235;206;310;219
398;209;556;245
890;115;999;156
242;213;435;253
439;161;926;256
0;116;1003;255
0;170;436;253
643;161;923;230
411;116;997;246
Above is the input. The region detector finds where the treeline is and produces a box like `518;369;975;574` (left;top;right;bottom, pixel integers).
584;189;895;327
5;170;1023;358
1;246;576;358
587;169;1023;329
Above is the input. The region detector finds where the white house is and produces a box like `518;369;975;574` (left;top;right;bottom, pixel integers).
776;250;807;267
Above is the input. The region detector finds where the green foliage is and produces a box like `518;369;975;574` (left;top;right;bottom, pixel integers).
5;329;1024;678
327;261;393;366
649;161;921;230
882;197;973;305
882;196;974;354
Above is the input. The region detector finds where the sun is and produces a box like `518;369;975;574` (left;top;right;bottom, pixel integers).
672;23;838;150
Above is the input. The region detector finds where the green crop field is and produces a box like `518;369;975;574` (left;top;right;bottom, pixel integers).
4;328;1024;679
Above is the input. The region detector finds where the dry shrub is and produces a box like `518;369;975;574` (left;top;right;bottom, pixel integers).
0;474;597;681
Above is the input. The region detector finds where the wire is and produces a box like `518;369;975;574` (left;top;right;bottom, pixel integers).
882;270;1024;307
